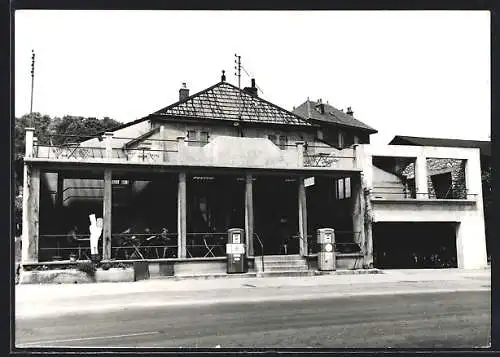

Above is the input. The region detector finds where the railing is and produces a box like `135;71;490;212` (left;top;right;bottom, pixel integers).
37;232;179;261
371;188;476;200
303;153;356;168
305;231;362;255
34;144;106;160
28;132;359;171
253;233;265;272
112;233;178;260
38;234;101;261
186;232;226;258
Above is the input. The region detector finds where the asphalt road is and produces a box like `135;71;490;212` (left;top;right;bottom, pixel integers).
16;290;490;349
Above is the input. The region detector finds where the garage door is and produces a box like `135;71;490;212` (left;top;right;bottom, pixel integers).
373;222;457;269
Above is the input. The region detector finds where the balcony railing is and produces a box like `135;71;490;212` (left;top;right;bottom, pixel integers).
26;131;360;171
371;187;476;200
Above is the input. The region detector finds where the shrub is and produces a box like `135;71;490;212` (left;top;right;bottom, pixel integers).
77;262;96;276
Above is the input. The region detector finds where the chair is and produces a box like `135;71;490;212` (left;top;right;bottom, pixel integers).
203;235;216;257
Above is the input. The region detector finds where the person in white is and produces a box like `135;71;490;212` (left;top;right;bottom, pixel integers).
89;214;103;262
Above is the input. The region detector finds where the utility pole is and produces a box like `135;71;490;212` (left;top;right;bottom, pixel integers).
30;49;35;116
234;54;241;89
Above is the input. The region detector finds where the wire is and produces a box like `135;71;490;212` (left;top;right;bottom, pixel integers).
241;65;267;99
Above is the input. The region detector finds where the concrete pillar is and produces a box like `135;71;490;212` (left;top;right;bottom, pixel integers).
363;182;374;268
456;217;487;269
21;165;40;263
415;155;429;199
160;125;166;162
296;141;305;167
177;172;187;258
24;128;35;158
298;176;308;256
351;174;365;251
102;169;112;260
355;145;373;267
32;138;38;158
177;137;186;165
455;150;487;269
56;172;64;210
104;132;113;159
245;172;254;256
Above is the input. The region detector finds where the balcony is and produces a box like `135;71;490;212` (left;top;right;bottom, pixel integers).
24;129;360;172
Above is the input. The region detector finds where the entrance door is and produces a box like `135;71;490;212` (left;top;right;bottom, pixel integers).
253;176;298;255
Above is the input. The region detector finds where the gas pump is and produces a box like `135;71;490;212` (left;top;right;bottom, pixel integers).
317;228;335;271
226;228;247;273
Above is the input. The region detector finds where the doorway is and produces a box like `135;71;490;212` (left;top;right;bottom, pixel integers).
253;175;299;255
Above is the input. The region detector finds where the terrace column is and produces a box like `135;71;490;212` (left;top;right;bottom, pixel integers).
102;169;112;260
22;166;40;263
415;154;428;199
104;132;113;159
245;173;254;256
160;125;166;162
22;128;39;263
351;174;365;255
177;137;186;165
57;173;64;221
296;141;305;167
298;176;308;256
178;172;187;258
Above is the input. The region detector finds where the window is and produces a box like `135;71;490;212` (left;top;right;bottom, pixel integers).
336;177;351;200
268;135;277;144
187;130;210;147
200;131;209;145
337;179;345;199
338;130;345;149
354;135;359;145
345;177;351;198
278;135;287;150
187;130;197;146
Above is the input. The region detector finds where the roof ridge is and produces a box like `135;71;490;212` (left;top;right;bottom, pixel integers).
154;80;313;126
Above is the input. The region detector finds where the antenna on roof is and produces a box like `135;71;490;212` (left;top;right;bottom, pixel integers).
234;54;241;89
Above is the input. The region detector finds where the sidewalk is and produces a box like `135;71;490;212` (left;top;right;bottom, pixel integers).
15;268;490;318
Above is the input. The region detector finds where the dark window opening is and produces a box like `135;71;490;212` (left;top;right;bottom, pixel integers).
431;172;452;199
278;135;287;150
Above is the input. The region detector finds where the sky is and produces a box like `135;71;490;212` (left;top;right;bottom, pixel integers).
15;10;490;145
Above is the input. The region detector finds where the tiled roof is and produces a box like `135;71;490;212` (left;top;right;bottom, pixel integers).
389;136;491;157
154;82;312;126
293;100;377;133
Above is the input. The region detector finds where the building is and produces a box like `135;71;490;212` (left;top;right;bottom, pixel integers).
388;135;492;260
19;73;488;282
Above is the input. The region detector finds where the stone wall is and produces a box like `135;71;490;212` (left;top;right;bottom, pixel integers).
400;158;466;199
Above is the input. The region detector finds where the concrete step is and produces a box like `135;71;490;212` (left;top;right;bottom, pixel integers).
150;272;258;281
258;267;309;273
261;254;302;261
256;270;315;278
258;260;308;267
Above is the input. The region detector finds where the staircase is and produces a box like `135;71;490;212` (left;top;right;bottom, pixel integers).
254;254;313;277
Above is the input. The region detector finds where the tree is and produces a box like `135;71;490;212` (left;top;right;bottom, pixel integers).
14;113;122;236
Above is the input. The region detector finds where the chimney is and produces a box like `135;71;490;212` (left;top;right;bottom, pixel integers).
315;99;325;114
221;70;226;82
243;78;258;97
179;82;189;101
346;106;354;116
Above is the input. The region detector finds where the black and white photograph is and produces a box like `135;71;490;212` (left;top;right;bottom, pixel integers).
13;9;492;350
